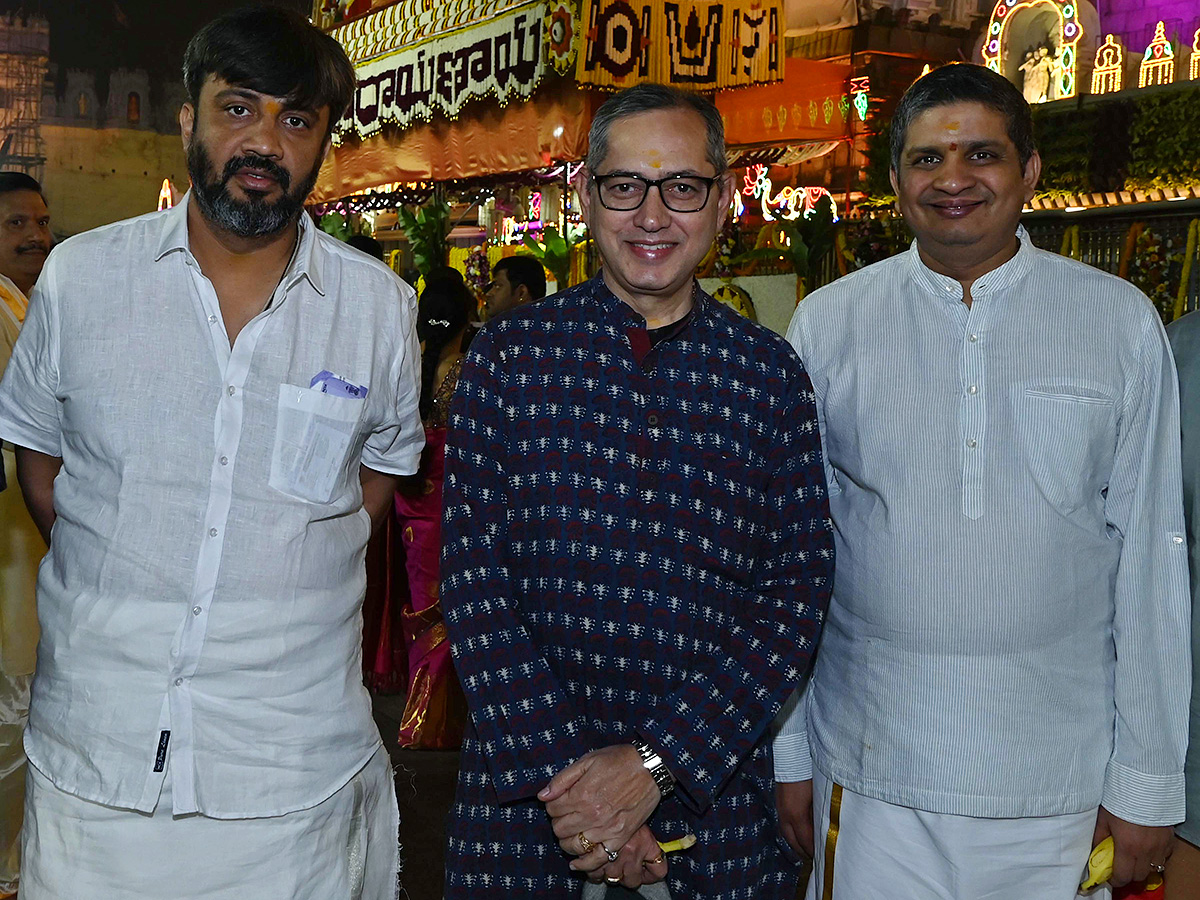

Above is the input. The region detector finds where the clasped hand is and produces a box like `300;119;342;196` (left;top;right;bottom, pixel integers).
539;744;666;884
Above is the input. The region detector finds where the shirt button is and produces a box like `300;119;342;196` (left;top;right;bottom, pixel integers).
208;527;218;537
219;456;229;466
966;438;978;448
192;606;202;616
208;314;217;325
227;385;236;396
174;677;184;686
968;385;978;395
1173;535;1185;544
647;414;659;427
968;333;979;343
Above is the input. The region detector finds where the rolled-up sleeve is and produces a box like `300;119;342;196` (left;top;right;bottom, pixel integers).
360;278;424;476
0;256;62;456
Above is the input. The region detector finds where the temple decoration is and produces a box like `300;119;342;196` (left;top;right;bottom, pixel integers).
545;1;579;74
1090;33;1123;94
733;165;839;223
1191;27;1200;81
334;4;546;141
850;76;870;121
1138;21;1174;88
576;0;782;91
982;0;1083;102
157;178;174;211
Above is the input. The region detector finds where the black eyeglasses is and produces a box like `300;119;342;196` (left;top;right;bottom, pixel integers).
591;173;719;212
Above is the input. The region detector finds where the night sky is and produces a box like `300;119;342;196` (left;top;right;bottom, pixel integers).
5;0;310;78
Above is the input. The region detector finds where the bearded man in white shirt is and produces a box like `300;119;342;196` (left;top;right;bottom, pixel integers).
0;7;423;899
775;63;1190;899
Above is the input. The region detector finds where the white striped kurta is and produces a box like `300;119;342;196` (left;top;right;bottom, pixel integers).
774;231;1190;826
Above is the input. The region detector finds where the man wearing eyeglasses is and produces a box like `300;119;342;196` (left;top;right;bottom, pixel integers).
440;83;833;899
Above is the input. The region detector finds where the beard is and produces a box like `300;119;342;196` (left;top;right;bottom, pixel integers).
186;133;321;239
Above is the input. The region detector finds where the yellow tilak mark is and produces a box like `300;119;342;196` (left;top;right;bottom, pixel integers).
821;783;844;900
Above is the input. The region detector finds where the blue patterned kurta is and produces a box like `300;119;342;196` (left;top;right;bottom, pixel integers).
441;276;833;898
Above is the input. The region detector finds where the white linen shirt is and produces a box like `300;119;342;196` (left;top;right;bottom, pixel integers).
0;196;423;818
774;232;1191;825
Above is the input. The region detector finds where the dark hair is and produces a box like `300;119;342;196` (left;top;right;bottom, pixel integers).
0;171;44;200
183;5;357;137
346;234;383;261
889;63;1036;172
586;83;726;175
493;255;547;301
416;267;473;419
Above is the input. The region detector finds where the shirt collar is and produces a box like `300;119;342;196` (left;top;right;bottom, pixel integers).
907;224;1034;303
153;192;326;298
589;270;710;328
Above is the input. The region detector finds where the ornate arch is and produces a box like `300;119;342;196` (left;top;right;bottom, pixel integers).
981;0;1083;100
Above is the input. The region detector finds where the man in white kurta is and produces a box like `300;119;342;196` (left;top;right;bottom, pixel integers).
775;63;1190;899
0;173;51;899
0;8;423;898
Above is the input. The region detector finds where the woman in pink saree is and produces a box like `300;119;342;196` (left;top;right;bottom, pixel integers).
391;269;474;748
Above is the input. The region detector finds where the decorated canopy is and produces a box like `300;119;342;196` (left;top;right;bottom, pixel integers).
312;0;856;202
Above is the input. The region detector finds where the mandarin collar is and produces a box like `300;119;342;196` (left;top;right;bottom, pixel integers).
589;269;709;328
907;225;1034;304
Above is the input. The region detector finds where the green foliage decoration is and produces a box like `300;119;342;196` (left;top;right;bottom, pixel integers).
318;211;351;241
1126;90;1200;192
523;223;586;288
732;195;837;289
396;200;451;276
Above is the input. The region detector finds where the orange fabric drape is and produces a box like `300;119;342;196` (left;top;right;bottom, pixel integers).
314;81;600;200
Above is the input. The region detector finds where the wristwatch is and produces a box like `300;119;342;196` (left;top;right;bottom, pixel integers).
632;739;675;798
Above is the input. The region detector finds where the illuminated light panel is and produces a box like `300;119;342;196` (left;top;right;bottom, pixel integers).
849;76;870;122
1091;34;1123;94
1191;27;1199;80
982;0;1083;100
157;178;174;211
739;165;839;223
1139;21;1174;88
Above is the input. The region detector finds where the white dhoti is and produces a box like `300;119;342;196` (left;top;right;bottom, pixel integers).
806;767;1109;900
20;744;400;900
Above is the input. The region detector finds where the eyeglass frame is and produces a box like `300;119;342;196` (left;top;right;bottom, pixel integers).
588;171;722;213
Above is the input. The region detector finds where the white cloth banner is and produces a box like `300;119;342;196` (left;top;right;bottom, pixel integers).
337;5;545;140
783;0;856;36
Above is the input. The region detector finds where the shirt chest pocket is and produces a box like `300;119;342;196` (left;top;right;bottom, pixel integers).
1013;383;1118;516
270;385;366;504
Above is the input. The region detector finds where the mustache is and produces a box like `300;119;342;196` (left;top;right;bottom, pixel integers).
16;241;48;254
222;154;291;191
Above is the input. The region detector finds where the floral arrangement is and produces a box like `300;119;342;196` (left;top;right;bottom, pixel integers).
713;219;738;280
1127;227;1185;323
838;214;911;271
464;247;490;299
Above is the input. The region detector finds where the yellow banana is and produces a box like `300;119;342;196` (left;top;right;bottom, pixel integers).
1079;836;1164;893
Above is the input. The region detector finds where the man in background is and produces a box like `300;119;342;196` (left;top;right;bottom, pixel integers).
0;8;422;898
0;170;50;900
484;254;546;318
1166;310;1200;900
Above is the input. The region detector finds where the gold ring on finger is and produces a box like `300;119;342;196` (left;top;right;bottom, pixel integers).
578;832;596;853
606;876;621;884
643;853;665;866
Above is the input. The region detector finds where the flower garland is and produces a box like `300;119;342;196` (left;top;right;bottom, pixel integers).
1127;226;1186;323
464;246;490;301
